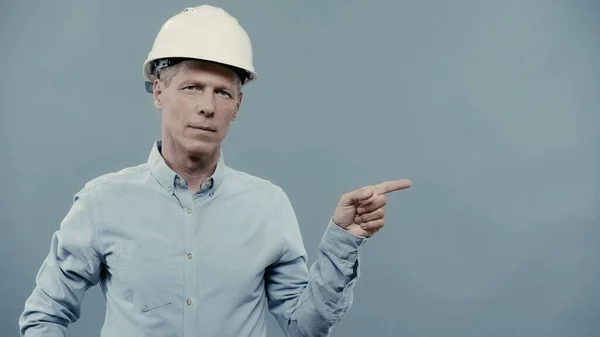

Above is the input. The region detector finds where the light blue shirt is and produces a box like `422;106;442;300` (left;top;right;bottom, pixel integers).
19;140;368;337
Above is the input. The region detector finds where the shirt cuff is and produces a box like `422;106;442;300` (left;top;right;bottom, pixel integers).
318;218;368;261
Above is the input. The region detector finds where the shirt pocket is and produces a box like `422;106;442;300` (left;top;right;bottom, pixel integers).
112;240;182;312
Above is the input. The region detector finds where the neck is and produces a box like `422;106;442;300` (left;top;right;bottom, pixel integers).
160;138;219;193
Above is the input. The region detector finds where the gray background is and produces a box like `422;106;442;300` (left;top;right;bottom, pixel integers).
1;0;598;336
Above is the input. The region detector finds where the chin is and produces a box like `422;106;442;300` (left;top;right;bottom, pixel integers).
184;139;218;156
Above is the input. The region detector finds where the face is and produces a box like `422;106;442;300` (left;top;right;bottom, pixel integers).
153;60;243;158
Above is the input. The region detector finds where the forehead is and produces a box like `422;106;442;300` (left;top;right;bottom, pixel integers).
173;60;238;85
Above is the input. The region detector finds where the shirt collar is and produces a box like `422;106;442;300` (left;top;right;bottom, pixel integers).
147;140;226;195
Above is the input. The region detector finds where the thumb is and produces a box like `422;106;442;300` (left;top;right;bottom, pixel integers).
342;187;374;206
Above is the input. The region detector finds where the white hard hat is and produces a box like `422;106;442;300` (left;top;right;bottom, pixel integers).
143;5;257;93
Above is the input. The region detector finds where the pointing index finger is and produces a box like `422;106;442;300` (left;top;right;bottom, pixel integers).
372;179;412;195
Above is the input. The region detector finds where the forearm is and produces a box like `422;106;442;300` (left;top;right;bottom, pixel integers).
20;270;74;336
288;220;367;337
20;232;99;336
19;293;69;336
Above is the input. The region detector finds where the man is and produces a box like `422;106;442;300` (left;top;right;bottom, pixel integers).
19;5;411;337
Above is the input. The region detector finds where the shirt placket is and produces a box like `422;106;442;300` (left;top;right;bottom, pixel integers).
175;181;199;337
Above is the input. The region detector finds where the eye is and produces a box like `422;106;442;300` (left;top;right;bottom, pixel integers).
217;89;232;98
183;85;198;91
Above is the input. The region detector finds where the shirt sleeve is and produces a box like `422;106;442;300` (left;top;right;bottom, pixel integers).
19;190;102;337
265;187;368;337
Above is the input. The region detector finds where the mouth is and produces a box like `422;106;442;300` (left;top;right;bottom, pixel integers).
189;125;216;132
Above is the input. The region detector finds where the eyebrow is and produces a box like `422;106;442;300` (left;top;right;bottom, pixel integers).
181;80;235;91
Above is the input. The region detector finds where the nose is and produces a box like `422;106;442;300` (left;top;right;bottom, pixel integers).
197;92;215;117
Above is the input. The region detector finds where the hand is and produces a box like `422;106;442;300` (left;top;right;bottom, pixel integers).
332;179;412;238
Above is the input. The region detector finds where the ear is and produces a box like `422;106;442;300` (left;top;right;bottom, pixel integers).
153;80;163;109
232;92;243;121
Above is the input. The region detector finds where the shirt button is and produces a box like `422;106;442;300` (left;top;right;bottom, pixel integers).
186;208;192;214
187;252;193;259
167;186;173;192
186;298;192;306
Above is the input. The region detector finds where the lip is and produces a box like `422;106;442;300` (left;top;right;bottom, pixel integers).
189;125;216;132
